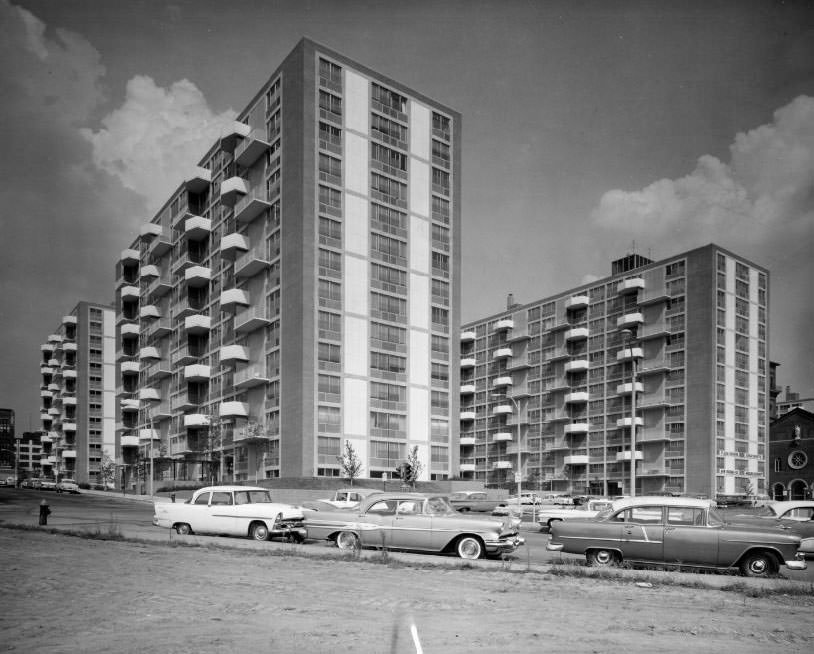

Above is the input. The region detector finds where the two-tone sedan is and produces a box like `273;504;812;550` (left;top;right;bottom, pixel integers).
304;492;524;560
731;501;814;539
546;496;807;577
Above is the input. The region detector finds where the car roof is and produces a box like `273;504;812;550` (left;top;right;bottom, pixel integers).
332;487;382;494
768;501;814;511
363;492;434;501
611;496;715;510
196;486;267;493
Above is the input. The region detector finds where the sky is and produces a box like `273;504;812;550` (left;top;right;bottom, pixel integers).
0;0;813;430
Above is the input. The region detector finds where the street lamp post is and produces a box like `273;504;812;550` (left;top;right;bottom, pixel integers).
149;411;155;497
621;329;638;498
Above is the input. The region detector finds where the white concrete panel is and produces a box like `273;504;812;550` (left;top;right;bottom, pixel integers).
409;158;430;218
344;315;368;377
409;329;430;386
409;215;430;275
413;443;430;482
409;272;429;330
344;255;368;316
345;194;369;257
409;386;429;443
343;378;368;436
345;132;369;196
344;69;369;135
409;101;430;160
345;437;369;471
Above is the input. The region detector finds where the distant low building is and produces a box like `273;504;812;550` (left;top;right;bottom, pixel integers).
769;407;813;500
776;386;814;416
0;408;14;468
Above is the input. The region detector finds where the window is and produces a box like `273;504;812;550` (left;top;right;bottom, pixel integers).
319;185;341;214
372;83;407;114
432;196;450;224
432;251;449;277
318;311;341;340
432;167;450;195
371;203;407;235
318;248;342;277
319;122;342;149
371;113;407;144
431;279;449;305
370;411;406;437
319;90;342;119
432;223;450;250
319;153;342;184
318;374;341;402
318;406;341;433
371;143;407;172
371;351;406;376
371;263;407;293
371;233;407;264
319;58;342;85
319;216;342;247
432;112;450;139
371;173;406;205
432;139;450;166
370;292;407;320
371;322;407;351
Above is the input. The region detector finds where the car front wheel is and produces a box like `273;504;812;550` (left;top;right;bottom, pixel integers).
739;551;778;577
175;523;192;535
456;536;484;560
336;531;360;551
251;523;270;541
586;548;619;567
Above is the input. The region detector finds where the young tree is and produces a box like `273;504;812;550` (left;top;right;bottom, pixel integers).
99;453;116;489
404;445;423;488
338;440;363;486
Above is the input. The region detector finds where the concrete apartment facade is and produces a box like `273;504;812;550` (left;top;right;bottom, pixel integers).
39;302;116;485
459;244;769;499
115;38;460;486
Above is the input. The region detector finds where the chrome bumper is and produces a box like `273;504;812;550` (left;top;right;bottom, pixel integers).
486;536;525;553
786;556;807;571
546;542;564;552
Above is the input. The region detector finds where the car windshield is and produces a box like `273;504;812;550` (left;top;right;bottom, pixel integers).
750;505;780;518
707;507;725;526
425;496;456;515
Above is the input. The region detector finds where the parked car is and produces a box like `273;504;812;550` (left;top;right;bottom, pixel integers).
448;490;507;513
730;501;814;539
315;487;382;509
546;496;807;577
5;476;17;487
56;479;80;494
29;478;43;489
304;491;524;560
537;498;614;531
40;479;57;491
152;485;307;542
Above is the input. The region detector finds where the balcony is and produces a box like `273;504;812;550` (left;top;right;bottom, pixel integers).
234;363;269;389
460;330;476;342
564;454;589;465
140;304;160;320
220;175;248;206
140;222;162;239
121;398;139;412
493;319;514;331
219;402;249;419
41;343;55;353
62;342;77;352
460;384;476;394
617;347;644;361
493;461;513;469
184;165;211;194
120;323;139;338
617;277;645;294
492;405;513;415
563;423;590;434
459;463;476;472
183;215;211;241
492;376;513;388
234;245;271;278
152;402;172;420
493;432;513;442
565;295;589;310
139;388;160;402
147;318;173;340
145;359;172;380
61;450;77;459
460;357;476;368
219;120;251;152
219;344;249;366
617;312;644;328
121;434;139;448
564;359;589;373
120;248;139;264
139;264;159;280
235;188;271;224
616;382;644;394
459;437;476;446
460;411;476;421
616;417;644;428
220;232;250;259
184;364;211;382
492;347;512;359
120;285;139;300
234;128;270;167
121;361;140;376
219;288;250;313
139;346;160;360
182;314;210;334
184;265;211;288
62;422;76;432
139;428;159;441
235;307;270;334
183;414;210;428
62;315;77;326
615;450;644;462
148;233;173;258
48;334;63;343
564;327;589;341
62;369;76;379
171;391;202;411
564;391;589;403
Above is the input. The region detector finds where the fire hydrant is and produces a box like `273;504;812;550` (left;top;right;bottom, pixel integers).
39;499;51;526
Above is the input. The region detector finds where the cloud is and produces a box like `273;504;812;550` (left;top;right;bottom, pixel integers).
591;95;814;394
81;75;237;211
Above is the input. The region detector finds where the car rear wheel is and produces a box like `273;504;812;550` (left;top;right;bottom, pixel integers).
739;550;778;577
336;531;360;551
251;522;270;541
587;548;619;567
175;523;192;536
456;536;484;560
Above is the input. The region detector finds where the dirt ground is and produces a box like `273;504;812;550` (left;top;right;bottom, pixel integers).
1;528;812;654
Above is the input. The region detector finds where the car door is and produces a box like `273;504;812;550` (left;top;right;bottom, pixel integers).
662;506;719;566
202;490;237;535
619;505;665;562
359;498;397;548
391;499;433;551
776;506;814;538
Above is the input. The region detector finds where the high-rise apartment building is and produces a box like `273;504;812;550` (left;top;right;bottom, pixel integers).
0;408;14;468
459;244;769;499
39;302;116;484
116;39;460;486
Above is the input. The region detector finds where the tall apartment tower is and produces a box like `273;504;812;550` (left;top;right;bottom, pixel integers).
116;39;460;485
459;245;768;499
39;302;116;485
